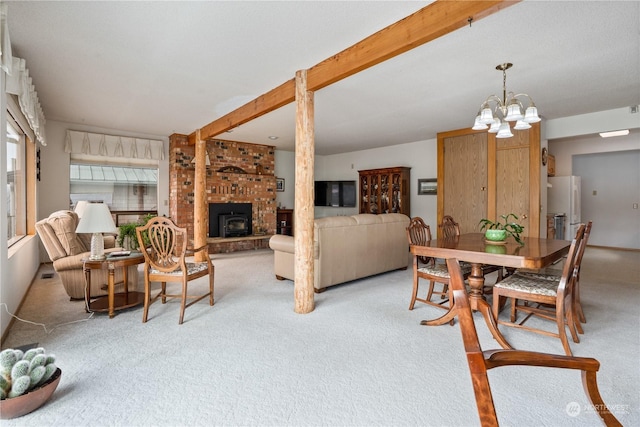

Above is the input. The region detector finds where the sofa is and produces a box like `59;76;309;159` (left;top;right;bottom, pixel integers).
269;213;410;292
35;210;138;300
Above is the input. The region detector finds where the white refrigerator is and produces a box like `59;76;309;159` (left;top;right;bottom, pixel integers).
548;176;581;240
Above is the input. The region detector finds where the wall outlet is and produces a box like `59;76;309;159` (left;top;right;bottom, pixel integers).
634;203;638;209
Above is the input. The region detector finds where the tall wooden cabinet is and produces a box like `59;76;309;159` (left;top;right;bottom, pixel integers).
437;124;541;238
358;167;411;215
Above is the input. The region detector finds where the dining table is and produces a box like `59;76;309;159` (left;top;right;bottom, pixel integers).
410;233;572;349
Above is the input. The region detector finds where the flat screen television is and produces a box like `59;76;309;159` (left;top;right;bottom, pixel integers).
314;180;357;207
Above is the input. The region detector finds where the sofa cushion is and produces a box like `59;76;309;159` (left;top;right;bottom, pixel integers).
48;211;87;256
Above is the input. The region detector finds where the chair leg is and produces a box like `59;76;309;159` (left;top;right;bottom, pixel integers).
566;302;581;344
510;298;518;322
426;280;436;302
161;282;167;303
142;279;151;323
179;280;188;325
209;267;215;306
575;278;586;324
440;284;449;299
409;275;420;310
556;307;573;356
581;371;623;427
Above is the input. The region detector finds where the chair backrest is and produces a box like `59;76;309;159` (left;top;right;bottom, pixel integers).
406;217;432;246
555;224;586;303
574;220;592;274
407;217;433;264
35;210;88;260
136;216;187;273
439;215;461;239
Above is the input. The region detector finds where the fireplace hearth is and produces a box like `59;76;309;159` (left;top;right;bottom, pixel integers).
209;202;253;238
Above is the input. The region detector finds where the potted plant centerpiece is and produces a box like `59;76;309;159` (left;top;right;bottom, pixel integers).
0;347;61;419
479;213;525;245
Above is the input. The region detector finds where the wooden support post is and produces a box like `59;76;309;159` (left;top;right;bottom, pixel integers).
194;129;208;262
294;69;315;314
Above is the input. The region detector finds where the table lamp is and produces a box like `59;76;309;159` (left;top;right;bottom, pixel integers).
74;200;90;218
75;202;118;261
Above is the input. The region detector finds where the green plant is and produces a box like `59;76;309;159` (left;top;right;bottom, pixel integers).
117;213;155;250
0;348;57;399
478;213;525;245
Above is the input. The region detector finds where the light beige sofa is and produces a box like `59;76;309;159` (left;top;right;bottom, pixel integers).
35;210;138;300
269;213;410;292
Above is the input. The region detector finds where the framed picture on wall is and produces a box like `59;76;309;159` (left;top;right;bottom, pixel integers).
417;178;437;195
276;178;285;192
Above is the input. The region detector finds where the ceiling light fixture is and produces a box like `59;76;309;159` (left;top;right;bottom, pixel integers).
472;63;541;138
599;129;629;138
268;136;279;140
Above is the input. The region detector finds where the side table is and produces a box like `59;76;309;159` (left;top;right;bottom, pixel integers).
83;252;145;318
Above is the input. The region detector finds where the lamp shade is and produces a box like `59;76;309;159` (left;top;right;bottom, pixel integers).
523;106;541;123
74;201;90;218
496;122;514;139
505;103;523;122
472;115;488;130
75;203;117;234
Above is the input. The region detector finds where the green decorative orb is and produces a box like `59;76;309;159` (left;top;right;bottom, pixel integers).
485;229;507;241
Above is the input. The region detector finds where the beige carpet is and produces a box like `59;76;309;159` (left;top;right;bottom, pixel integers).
1;247;638;426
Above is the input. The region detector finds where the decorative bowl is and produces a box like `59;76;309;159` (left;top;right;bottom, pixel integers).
484;229;507;242
0;368;61;419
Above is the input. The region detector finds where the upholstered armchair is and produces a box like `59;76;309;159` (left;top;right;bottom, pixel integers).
35;210;138;300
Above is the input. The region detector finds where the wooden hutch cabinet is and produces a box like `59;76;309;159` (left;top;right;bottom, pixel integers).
358;167;411;215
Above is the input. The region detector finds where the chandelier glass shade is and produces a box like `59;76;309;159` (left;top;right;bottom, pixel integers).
472;63;540;138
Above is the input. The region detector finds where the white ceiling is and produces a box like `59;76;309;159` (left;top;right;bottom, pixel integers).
6;1;640;155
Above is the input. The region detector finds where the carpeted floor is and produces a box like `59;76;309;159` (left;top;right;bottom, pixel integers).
1;247;638;426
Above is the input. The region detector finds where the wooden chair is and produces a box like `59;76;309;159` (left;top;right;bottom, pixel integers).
406;217;470;312
439;215;504;285
491;224;585;356
514;221;592;334
446;257;621;427
136;216;214;324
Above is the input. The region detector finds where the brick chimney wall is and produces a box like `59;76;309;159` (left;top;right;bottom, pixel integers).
169;134;277;252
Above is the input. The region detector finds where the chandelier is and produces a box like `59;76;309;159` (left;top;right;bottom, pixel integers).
472;63;540;138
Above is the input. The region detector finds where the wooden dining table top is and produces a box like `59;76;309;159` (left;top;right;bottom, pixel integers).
410;233;572;270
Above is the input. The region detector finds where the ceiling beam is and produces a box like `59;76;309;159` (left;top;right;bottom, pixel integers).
189;0;519;143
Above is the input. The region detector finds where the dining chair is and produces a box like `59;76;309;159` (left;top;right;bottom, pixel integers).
439;215;504;286
491;224;585;356
406;217;471;313
136;216;214;324
514;221;592;334
446;257;621;427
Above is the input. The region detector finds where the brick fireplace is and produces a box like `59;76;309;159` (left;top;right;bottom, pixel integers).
168;134;277;253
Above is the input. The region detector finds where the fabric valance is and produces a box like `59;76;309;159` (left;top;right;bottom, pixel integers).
1;4;47;146
64;130;165;161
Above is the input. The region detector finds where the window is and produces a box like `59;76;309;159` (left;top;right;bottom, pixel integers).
69;163;158;225
6;116;26;246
